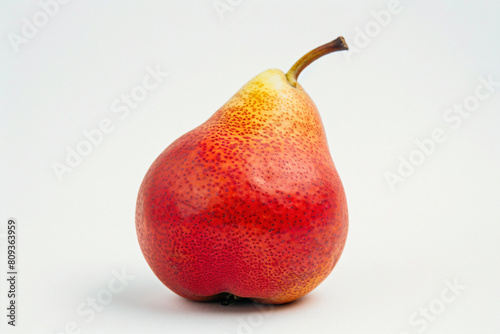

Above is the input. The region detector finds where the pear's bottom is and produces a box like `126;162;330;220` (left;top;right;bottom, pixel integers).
137;216;348;305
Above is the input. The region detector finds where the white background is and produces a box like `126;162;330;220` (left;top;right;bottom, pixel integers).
1;1;500;333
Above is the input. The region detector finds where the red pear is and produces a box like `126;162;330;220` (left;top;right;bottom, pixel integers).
136;37;349;304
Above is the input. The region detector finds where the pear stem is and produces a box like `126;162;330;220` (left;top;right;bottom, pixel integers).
285;36;348;88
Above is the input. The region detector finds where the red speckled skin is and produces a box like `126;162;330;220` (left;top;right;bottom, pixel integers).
136;69;348;304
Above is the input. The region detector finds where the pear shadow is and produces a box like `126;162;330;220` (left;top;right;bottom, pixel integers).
113;272;316;316
176;291;314;314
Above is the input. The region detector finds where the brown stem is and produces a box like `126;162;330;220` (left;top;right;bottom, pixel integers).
285;36;348;87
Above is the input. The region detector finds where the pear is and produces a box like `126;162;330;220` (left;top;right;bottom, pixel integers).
136;37;349;304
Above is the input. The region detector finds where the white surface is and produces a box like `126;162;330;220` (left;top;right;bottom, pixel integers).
1;1;500;333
